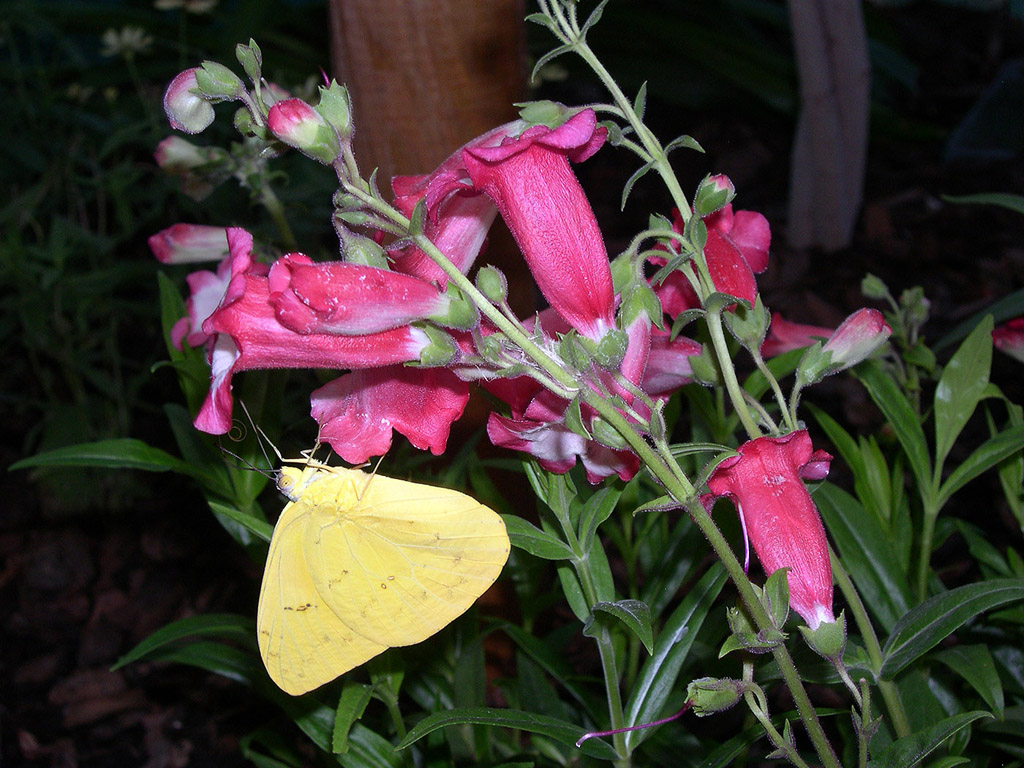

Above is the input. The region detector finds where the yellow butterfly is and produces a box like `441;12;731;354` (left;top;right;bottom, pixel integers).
257;462;510;696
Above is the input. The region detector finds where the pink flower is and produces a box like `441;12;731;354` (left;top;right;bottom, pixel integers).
761;313;834;357
463;110;616;341
148;223;231;264
483;311;701;482
820;308;891;369
154;136;210;174
705;430;835;629
311;366;469;464
993;318;1024;363
388;121;525;285
163;68;214;134
187;229;432;434
268;254;453;335
651;203;771;316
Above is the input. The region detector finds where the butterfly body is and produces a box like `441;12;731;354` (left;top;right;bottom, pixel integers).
258;464;509;695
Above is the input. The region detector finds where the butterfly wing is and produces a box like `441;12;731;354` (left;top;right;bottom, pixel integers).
257;492;387;696
304;470;509;648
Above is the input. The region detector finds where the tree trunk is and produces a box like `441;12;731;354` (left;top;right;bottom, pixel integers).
328;0;525;182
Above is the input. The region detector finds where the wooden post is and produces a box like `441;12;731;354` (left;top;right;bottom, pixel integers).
328;0;525;182
786;0;870;252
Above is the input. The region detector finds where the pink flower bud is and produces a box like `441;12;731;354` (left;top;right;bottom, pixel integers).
993;317;1024;363
267;98;340;164
822;308;891;368
163;68;215;134
148;223;230;264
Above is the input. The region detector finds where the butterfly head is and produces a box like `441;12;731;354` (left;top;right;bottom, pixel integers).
276;466;308;501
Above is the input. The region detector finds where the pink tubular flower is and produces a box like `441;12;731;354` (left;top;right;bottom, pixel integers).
651;202;771;317
311;366;469;464
188;229;431;434
993;318;1024;363
388;121;525;285
268;254;452;335
705;430;835;629
761;313;834;357
148;223;231;264
463;110;616;341
163;68;214;134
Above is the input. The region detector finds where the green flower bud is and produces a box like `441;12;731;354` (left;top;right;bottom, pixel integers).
415;326;459;367
686;677;745;717
235;40;262;84
195;60;244;99
316;81;354;141
475;265;508;304
799;610;846;660
693;174;735;217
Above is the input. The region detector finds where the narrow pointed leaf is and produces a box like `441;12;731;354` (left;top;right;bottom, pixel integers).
936;425;1024;508
881;578;1024;677
502;514;573;560
396;707;619;760
866;711;993;768
934;316;993;467
586;600;654;654
854;361;932;496
816;483;911;631
624;565;728;750
10;438;193;475
932;645;1004;718
112;613;256;669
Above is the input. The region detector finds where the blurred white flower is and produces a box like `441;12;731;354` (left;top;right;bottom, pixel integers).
154;0;219;13
100;26;153;58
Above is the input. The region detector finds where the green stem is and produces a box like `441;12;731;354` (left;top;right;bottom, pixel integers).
830;547;910;738
916;504;939;603
706;311;762;439
258;184;298;251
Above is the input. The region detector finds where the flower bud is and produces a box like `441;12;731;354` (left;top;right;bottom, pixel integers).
797;308;891;384
476;265;508;304
316;81;353;141
590;416;631;451
799;610;846;660
235;40;262;84
154;136;210;173
993;317;1024;364
194;60;244;99
163;68;215;133
415;325;459;367
686;677;745;717
693;173;736;217
267;98;341;164
860;273;889;301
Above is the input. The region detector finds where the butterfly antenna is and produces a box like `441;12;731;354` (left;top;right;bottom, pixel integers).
218;443;277;483
237;399;283;471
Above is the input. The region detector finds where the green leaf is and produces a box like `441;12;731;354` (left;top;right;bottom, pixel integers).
498;623;601;721
866;711;992;768
9;438;193;475
586;600;654;655
333;681;374;754
396;707;619;760
853;361;932;496
501;514;573;560
112;613;256;670
816;483;911;631
936;425;1024;509
932;645;1004;718
577;486;620;554
209;500;274;543
943;192;1024;216
881;578;1024;678
142;640;263;687
934;316;993;468
624;564;728;751
339;724;404;768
